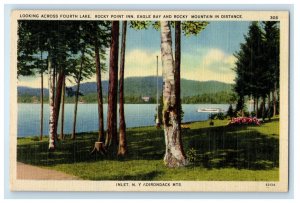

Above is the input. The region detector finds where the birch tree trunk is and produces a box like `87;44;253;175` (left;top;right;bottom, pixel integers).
48;54;55;150
118;21;127;157
160;21;187;168
105;21;119;152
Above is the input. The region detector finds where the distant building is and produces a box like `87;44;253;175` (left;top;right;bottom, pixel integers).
141;96;150;102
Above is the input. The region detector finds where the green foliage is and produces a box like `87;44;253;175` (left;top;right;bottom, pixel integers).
130;21;152;30
181;21;209;36
227;104;235;118
182;91;233;104
17;20;111;84
186;148;199;163
130;21;209;37
233;21;280;117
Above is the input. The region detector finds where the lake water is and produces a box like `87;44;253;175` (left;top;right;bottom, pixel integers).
17;103;230;137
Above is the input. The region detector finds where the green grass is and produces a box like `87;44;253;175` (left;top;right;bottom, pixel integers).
17;117;279;181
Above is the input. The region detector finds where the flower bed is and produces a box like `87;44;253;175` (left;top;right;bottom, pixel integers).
228;117;261;126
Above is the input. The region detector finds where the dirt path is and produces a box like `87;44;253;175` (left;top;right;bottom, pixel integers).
17;162;80;180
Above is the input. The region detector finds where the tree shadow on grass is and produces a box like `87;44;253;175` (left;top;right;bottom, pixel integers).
17;130;165;166
17;123;279;170
17;132;99;166
184;125;279;170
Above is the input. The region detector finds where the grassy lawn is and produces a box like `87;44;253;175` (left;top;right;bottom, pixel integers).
17;117;279;181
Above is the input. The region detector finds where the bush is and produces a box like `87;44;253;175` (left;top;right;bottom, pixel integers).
250;111;256;117
208;113;215;120
31;136;40;141
216;112;225;120
186;148;199;163
227;104;235;118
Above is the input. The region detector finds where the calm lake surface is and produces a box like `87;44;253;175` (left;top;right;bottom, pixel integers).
18;103;230;137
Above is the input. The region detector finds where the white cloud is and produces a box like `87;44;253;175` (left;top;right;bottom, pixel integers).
181;48;236;83
124;49;161;78
18;75;77;88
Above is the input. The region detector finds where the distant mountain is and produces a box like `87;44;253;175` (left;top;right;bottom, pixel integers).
17;86;49;97
18;76;233;98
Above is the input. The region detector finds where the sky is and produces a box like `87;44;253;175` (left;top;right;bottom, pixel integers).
18;21;251;88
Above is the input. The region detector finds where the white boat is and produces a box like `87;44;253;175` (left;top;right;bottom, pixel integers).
197;108;225;113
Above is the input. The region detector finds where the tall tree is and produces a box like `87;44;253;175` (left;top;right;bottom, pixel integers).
17;21;48;141
17;21;87;149
71;53;83;140
130;20;207;166
105;21;120;153
160;21;187;167
89;21;111;154
174;21;181;128
35;49;47;141
174;21;185;157
263;21;279;116
118;21;128;157
70;48;95;139
234;22;266;117
48;51;56;150
53;71;65;138
60;77;66;140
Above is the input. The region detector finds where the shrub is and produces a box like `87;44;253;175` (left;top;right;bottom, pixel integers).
31;136;40;141
216;112;225;120
227;104;235;118
186;148;199;163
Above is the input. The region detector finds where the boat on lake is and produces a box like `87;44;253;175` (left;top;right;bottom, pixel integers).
197;108;225;113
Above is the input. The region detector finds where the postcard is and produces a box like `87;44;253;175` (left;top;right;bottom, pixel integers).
10;10;289;192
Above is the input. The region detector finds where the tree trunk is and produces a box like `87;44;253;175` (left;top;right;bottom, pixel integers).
40;70;44;141
105;21;119;152
255;97;259;117
93;32;105;154
71;77;81;140
48;54;55;150
273;82;277;117
160;21;187;168
268;93;271;111
253;97;256;115
118;21;127;157
54;72;65;138
174;21;185;157
71;52;84;140
175;21;181;126
262;97;266;121
53;65;56;96
60;77;65;140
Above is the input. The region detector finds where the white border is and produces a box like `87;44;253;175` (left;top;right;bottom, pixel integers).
9;10;289;193
2;1;297;201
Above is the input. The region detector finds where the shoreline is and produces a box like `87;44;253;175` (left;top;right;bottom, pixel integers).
16;119;214;138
